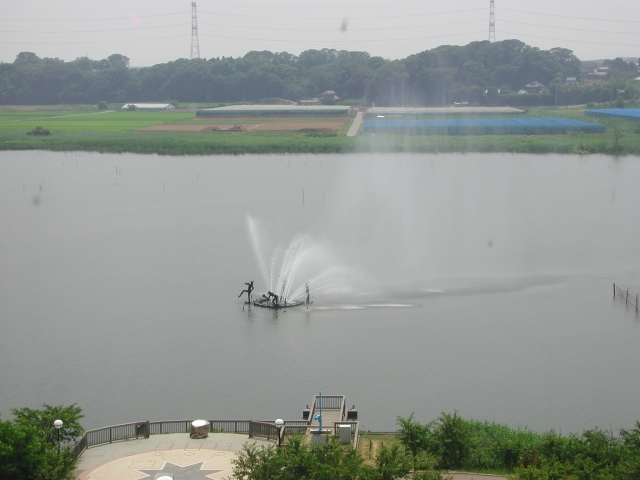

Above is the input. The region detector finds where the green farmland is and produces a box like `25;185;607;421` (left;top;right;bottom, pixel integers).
1;106;640;155
0;110;196;132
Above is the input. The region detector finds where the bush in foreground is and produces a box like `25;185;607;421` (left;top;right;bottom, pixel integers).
231;435;446;480
396;413;640;479
0;404;83;480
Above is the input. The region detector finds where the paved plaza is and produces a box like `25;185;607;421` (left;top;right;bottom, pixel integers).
76;432;271;480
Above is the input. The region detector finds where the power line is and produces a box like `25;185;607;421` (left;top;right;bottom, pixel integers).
502;20;640;35
2;24;189;34
0;35;189;45
0;29;488;46
500;7;640;24
198;31;487;43
198;19;484;33
1;19;484;35
500;31;640;47
198;7;485;21
0;12;185;23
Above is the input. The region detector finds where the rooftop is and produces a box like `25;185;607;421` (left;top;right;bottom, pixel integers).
367;106;524;116
197;104;352;117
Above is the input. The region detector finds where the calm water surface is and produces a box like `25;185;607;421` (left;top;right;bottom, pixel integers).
0;151;639;433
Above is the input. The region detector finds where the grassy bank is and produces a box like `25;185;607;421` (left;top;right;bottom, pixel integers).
3;128;640;155
1;107;639;155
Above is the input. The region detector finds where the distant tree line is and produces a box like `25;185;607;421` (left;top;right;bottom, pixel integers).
0;40;638;107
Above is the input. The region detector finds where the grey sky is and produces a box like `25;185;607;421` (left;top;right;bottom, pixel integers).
1;0;638;66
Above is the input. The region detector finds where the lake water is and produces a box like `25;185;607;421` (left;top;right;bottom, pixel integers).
1;150;639;434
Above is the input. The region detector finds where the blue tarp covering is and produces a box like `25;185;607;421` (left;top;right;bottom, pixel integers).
585;109;640;121
363;118;606;135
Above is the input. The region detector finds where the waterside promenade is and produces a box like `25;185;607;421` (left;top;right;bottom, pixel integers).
75;433;508;480
76;432;270;479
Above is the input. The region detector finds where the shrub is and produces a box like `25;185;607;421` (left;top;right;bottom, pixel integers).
98;101;108;110
27;126;50;136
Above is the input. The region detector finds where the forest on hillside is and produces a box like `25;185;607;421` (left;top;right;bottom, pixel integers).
0;40;638;107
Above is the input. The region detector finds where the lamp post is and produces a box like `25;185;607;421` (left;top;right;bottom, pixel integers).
53;419;63;454
274;418;284;447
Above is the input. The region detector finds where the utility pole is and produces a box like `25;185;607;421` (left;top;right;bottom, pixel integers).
489;0;495;42
190;2;200;60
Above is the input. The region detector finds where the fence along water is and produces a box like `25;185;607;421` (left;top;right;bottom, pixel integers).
614;283;639;313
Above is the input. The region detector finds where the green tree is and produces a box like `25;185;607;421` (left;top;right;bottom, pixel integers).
397;414;431;464
360;443;411;480
11;403;84;445
0;404;82;480
97;100;108;110
434;411;471;469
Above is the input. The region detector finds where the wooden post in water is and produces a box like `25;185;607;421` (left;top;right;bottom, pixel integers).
626;290;629;305
613;283;616;298
636;294;639;314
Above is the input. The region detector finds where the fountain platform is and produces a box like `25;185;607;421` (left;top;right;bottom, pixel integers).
252;297;308;309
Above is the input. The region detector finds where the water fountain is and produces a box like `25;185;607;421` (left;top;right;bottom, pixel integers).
246;215;353;308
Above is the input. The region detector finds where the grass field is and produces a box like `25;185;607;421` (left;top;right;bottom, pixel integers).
1;106;639;155
0;110;196;131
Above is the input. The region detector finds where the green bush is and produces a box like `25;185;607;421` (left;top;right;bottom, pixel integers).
97;101;108;110
27;126;50;136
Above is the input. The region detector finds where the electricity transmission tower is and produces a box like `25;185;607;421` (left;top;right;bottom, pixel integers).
191;2;200;59
489;0;495;42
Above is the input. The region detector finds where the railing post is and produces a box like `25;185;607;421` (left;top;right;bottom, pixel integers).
109;427;112;444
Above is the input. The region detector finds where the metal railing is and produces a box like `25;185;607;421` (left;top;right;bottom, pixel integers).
308;394;346;427
248;421;279;441
149;420;192;435
70;412;355;459
149;420;251;435
210;420;250;434
71;420;252;459
70;434;88;458
70;421;150;457
316;395;344;410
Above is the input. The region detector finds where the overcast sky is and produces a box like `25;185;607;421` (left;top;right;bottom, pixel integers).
1;0;639;66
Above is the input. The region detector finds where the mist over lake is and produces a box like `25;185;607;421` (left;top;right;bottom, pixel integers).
1;151;639;433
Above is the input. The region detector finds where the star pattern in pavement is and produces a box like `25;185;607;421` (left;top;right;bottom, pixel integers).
138;461;224;480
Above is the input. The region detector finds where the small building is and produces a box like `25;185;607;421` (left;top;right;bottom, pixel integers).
299;98;322;106
121;103;175;111
523;81;545;94
196;104;352;117
320;90;340;102
565;77;578;86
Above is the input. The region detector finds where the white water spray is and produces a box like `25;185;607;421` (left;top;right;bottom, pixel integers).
247;215;353;303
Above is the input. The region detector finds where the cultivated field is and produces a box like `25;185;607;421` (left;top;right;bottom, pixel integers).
0;106;639;155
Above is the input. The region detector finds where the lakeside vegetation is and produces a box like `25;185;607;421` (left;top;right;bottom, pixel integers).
231;413;640;480
1;106;639;155
393;413;640;479
3;402;640;480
